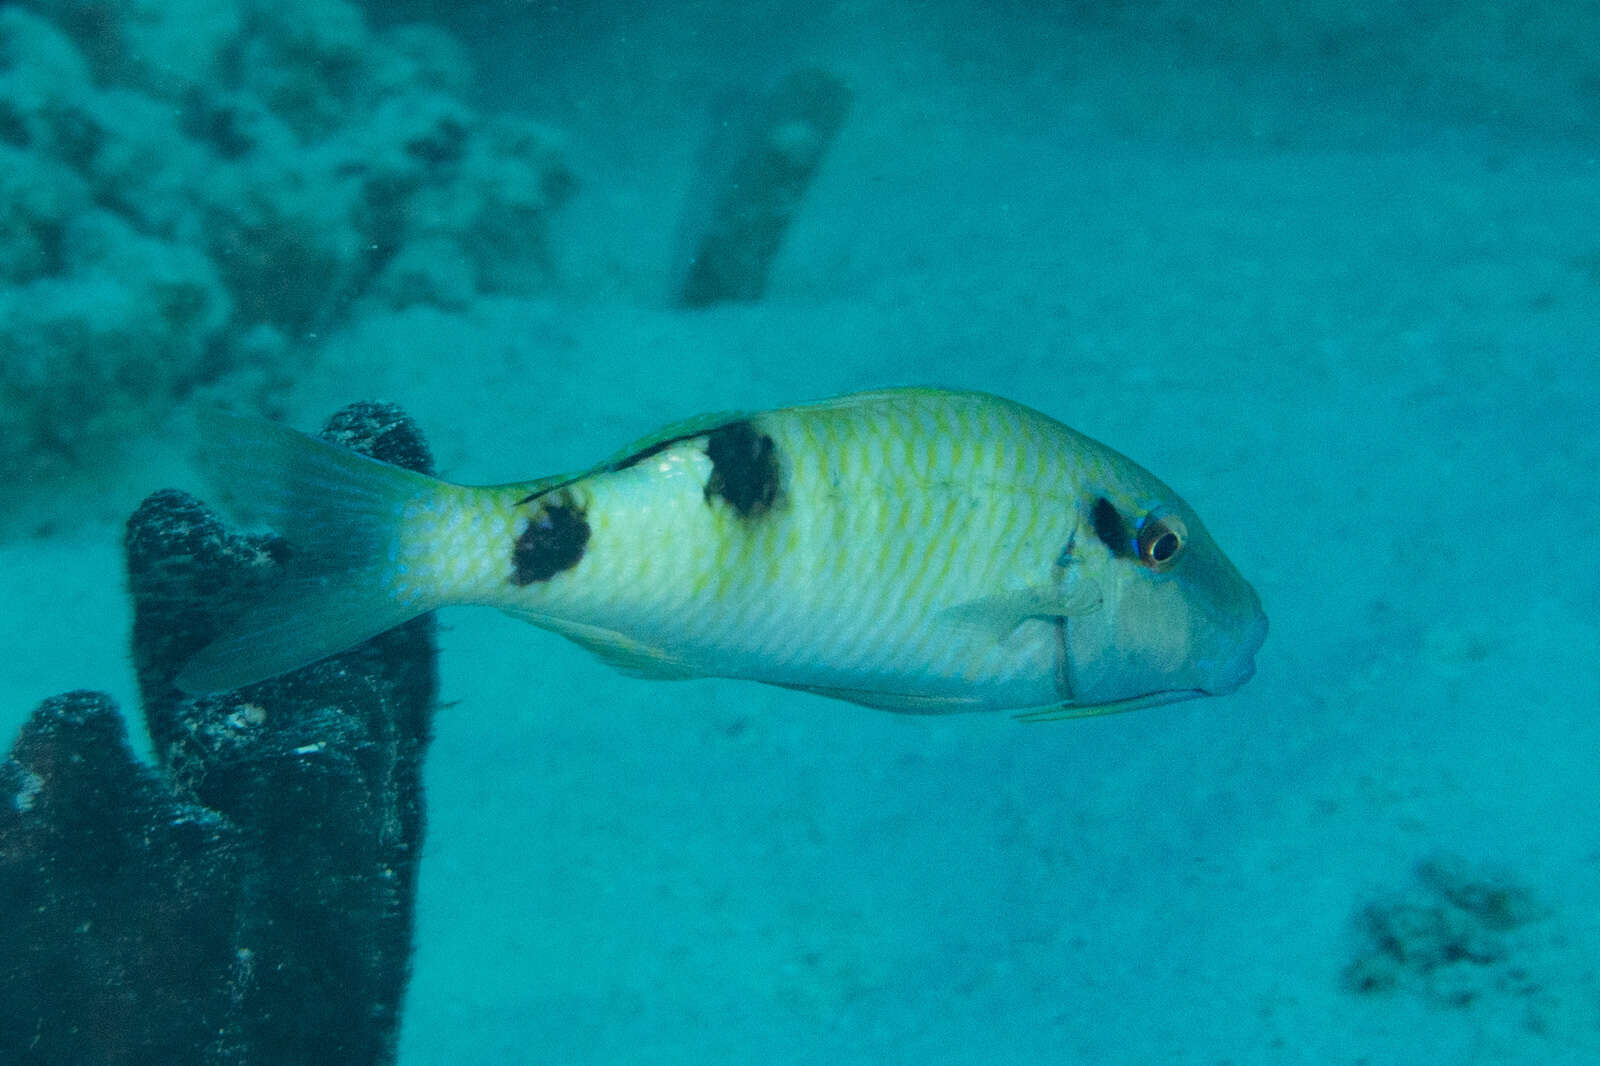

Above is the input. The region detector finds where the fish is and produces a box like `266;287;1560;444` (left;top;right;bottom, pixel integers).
177;387;1267;717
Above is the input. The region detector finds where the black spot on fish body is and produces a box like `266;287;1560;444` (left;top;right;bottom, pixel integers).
1090;496;1133;558
511;491;590;585
704;421;780;517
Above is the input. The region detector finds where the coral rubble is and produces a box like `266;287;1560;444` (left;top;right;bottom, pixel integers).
0;403;439;1066
0;0;571;485
1344;854;1549;1011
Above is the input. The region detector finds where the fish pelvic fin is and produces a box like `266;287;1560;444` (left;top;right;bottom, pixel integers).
176;411;450;694
1012;690;1204;723
770;682;989;714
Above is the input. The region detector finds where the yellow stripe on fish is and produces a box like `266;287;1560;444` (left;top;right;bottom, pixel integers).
177;388;1266;716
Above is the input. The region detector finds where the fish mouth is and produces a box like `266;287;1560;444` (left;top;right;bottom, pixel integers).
1202;655;1257;697
1202;609;1267;696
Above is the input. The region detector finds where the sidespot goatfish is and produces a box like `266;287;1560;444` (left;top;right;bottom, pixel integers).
179;388;1267;719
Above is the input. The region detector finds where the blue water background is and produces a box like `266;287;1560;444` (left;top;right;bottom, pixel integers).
2;1;1597;1062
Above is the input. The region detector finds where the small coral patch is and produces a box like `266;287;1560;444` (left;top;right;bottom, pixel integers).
1341;853;1584;1038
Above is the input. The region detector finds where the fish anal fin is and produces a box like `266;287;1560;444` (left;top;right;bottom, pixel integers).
502;610;704;680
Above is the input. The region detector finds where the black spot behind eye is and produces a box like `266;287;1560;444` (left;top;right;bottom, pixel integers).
1090;496;1132;558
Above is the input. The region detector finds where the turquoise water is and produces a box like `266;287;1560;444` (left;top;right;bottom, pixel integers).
2;1;1597;1063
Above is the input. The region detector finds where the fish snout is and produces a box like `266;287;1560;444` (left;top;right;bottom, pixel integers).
1199;604;1267;696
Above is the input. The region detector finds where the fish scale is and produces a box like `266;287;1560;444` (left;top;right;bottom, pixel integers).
434;392;1089;705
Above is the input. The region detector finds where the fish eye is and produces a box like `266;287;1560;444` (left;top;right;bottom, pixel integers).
1136;511;1187;572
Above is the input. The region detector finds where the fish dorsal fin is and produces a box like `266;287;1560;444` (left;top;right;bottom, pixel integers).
499;409;752;504
783;386;982;413
596;409;749;472
580;389;1001;479
937;578;1102;639
592;390;981;470
502;609;705;680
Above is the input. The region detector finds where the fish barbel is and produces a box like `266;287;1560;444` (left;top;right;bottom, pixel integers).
178;388;1266;716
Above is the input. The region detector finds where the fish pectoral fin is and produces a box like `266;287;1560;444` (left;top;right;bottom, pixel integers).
937;579;1103;638
502;610;705;680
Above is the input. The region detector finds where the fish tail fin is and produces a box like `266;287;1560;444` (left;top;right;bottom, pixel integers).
175;411;452;694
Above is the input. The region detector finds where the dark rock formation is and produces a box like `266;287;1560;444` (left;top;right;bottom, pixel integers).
0;402;439;1066
676;68;852;307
